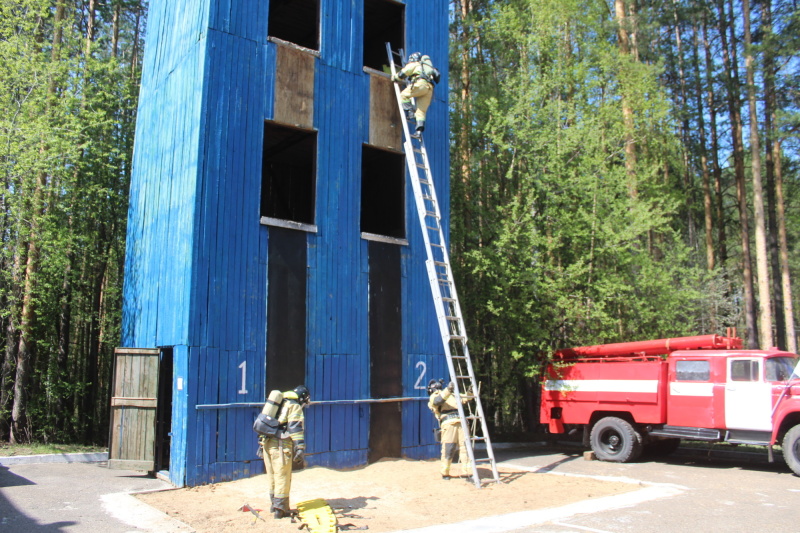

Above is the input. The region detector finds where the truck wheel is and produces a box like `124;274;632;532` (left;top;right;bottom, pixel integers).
590;416;643;463
782;424;800;476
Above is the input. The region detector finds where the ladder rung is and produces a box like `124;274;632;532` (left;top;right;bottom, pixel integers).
442;297;456;302
449;335;466;341
445;316;459;321
470;436;487;442
451;355;467;359
434;261;448;267
425;225;440;231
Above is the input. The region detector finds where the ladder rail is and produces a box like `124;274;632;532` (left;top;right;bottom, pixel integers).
386;43;500;488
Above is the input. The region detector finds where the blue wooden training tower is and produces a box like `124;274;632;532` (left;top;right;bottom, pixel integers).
111;0;450;487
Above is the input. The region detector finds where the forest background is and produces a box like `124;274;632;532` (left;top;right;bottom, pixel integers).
0;0;798;445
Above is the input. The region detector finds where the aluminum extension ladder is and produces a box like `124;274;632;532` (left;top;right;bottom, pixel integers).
386;43;500;488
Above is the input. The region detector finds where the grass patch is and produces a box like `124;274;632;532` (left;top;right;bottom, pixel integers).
0;442;107;457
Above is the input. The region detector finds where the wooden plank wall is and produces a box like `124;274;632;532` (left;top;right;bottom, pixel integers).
183;11;269;485
124;0;450;486
121;0;208;349
399;0;452;458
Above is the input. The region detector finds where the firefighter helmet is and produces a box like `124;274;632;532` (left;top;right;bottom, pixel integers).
293;385;311;405
426;379;444;395
408;52;422;63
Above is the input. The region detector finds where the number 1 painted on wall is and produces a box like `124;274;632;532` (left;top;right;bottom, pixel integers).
238;360;248;394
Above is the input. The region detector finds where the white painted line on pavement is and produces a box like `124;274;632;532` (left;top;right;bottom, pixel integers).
552;520;615;533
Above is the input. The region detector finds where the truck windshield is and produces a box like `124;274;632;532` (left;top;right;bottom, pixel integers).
765;357;799;382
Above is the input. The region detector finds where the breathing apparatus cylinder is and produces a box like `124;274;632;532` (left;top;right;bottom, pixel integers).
261;390;284;418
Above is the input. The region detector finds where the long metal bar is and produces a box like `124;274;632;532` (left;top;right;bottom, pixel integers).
196;397;428;410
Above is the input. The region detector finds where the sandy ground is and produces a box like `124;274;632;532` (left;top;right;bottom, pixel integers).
136;457;636;532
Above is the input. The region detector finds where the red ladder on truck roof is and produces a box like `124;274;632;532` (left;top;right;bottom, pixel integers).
555;334;744;360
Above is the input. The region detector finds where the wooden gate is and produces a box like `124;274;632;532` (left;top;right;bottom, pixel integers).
108;347;160;471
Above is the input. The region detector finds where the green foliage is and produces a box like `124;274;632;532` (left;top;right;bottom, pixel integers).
448;0;787;432
0;0;144;443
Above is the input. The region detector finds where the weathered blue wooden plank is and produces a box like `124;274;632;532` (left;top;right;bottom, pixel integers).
204;347;220;465
214;350;231;462
221;36;239;351
320;0;360;72
241;44;266;353
169;345;190;486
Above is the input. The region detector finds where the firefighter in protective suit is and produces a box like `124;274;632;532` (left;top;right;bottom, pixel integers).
427;379;473;481
259;385;310;519
392;52;437;134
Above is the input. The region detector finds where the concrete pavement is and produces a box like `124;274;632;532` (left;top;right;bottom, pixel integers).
0;444;797;532
0;459;189;532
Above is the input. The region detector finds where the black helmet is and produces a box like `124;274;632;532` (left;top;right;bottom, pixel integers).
408;52;422;63
426;379;444;395
294;385;311;405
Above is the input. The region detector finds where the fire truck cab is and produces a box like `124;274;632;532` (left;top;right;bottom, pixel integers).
540;335;800;476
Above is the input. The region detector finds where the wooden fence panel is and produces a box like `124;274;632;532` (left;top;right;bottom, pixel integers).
108;348;160;471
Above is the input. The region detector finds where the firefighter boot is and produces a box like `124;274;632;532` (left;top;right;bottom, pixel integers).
402;102;416;122
415;120;425;134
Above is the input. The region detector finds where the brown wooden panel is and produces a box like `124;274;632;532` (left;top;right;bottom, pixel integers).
111;397;158;408
369;74;403;151
108;348;160;471
274;44;315;128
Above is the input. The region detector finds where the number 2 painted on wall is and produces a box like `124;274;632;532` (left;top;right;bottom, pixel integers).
414;361;427;390
238;361;248;395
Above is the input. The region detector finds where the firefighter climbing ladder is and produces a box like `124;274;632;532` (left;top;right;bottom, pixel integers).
386;44;500;488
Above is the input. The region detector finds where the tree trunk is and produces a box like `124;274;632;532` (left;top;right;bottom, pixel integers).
85;0;96;56
615;0;638;198
762;0;794;351
717;0;758;347
743;0;773;348
692;23;714;271
772;140;796;352
673;1;697;250
112;0;120;59
702;15;726;269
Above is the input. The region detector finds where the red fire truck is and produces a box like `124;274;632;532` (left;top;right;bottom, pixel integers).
540;334;800;476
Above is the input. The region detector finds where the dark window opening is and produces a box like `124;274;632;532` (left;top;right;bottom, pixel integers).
364;0;405;71
266;227;307;393
268;0;320;50
361;145;405;239
261;122;316;225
